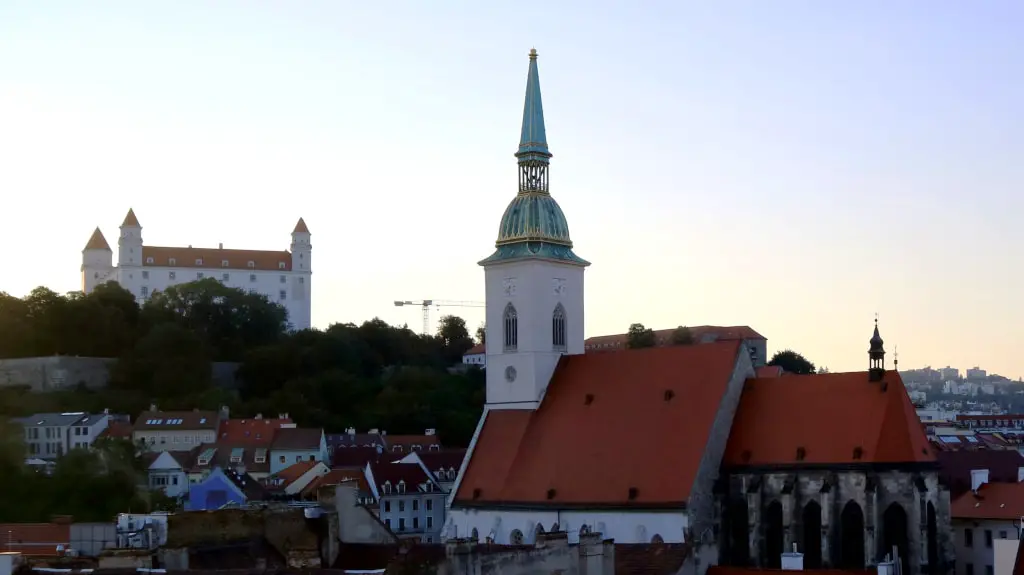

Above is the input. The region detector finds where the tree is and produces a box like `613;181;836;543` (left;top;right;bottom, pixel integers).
437;315;474;363
110;323;212;401
671;326;694;345
627;323;657;349
768;350;816;375
476;324;486;345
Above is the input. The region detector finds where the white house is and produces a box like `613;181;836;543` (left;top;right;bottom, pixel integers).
951;471;1024;575
81;210;313;330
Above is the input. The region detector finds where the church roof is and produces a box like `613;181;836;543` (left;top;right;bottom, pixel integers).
293;217;310;234
722;370;935;467
516;48;550;161
83;227;111;251
453;341;743;508
141;246;292;272
121;208;140;227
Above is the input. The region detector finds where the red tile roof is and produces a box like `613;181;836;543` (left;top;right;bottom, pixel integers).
951;482;1024;520
97;421;133;440
936;450;1024;497
293;218;310;234
142;246;292;272
134;411;218;431
755;365;784;378
616;543;692;575
416;449;467;477
369;461;437;494
303;468;371;495
271;427;323;450
723;370;935;467
121;208;140;227
386;435;442;452
84;228;111;251
454;341;743;507
0;523;71;556
270;460;321;489
465;344;486;355
332;446;387;468
217;417;293;446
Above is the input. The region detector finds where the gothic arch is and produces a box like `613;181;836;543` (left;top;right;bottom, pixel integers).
927;501;939;575
837;500;865;569
728;497;750;566
471;527;479;542
763;500;784;569
552;303;567;350
503;303;518;351
651;534;664;544
802;501;823;569
882;502;910;575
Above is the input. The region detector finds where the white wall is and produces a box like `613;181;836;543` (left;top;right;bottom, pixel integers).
993;538;1019;575
446;507;687;545
954;518;1019;575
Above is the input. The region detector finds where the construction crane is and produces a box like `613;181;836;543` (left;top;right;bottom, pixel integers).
394;299;485;335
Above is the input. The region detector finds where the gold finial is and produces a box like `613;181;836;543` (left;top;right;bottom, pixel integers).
529;47;538;59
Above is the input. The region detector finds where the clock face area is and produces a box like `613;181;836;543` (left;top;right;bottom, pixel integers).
505;365;517;383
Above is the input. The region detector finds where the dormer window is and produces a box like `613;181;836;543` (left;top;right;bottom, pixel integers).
392;445;402;452
412;444;422;451
429;444;440;451
397;481;406;494
195;258;203;266
248;261;255;268
146;257;154;264
278;262;286;269
168;258;176;266
197;456;211;466
383;481;392;494
221;260;229;267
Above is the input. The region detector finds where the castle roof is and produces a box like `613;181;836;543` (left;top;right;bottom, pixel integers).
453;341;743;508
83;227;111;251
722;370;935;467
141;245;292;272
121;208;140;227
293;217;310;234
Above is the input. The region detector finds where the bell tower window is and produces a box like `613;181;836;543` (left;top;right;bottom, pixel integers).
503;303;518;352
552;304;566;351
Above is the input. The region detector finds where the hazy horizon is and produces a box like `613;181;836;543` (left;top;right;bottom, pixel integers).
1;1;1022;377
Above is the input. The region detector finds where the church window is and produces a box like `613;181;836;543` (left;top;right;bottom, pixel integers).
552;304;567;351
503;303;518;351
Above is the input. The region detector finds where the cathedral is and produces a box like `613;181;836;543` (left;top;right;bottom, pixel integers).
445;49;954;574
81;210;313;330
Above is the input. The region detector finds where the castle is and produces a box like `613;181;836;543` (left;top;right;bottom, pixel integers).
81;210;312;330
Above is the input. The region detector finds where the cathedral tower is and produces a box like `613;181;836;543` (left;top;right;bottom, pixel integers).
479;49;590;410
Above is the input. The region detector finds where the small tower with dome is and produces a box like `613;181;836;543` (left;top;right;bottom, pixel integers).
869;317;885;382
480;48;590;410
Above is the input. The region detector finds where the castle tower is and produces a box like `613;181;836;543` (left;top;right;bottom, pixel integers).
118;208;143;268
81;227;113;292
479;49;590;410
289;218;312;330
869;317;885;382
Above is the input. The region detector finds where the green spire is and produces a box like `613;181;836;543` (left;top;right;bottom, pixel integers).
516;48;550;162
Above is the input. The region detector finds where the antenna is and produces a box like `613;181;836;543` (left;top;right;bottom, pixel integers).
895;345;899;371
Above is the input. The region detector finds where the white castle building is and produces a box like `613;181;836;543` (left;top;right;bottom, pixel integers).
81;209;312;330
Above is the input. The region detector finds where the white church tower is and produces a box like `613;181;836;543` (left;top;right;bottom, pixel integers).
479;49;590;410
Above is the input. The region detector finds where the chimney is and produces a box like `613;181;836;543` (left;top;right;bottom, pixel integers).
219;405;230;420
971;468;990;491
369;428;379;435
346;427;356;436
425;428;436;436
103;408;109;415
781;543;804;570
218;243;223;249
278;412;289;420
255;413;262;420
149;403;157;412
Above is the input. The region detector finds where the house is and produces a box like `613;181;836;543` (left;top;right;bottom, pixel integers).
951;473;1024;575
332;445;388;468
462;343;485;366
13;412;114;459
217;413;294;446
269;427;328;474
327;428;386;455
301;468;375;505
143;451;190;497
185;442;274;482
396;448;466;493
264;460;330;496
936;450;1024;498
132;408;219;452
385;429;443;454
367;460;447;543
0;522;71;556
184;467;249;511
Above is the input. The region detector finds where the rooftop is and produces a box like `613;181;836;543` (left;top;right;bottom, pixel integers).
134;410;219;431
951;481;1024;520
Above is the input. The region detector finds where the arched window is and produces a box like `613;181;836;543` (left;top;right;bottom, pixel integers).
471;528;479;542
651;534;664;544
552;304;567;351
510;529;525;545
503;303;518;351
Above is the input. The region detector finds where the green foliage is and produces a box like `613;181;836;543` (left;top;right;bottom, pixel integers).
671;326;694;345
768;349;816;375
437;315;474;364
626;323;657;349
476;324;486;345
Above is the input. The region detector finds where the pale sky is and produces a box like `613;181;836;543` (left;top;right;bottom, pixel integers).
1;1;1022;377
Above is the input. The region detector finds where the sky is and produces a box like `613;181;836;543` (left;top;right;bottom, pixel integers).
1;1;1022;377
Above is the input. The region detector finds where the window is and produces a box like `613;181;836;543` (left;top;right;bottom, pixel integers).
169;271;176;280
399;500;405;512
221;260;229;267
299;277;304;284
1000;531;1008;539
552;303;566;350
279;455;286;463
412;517;419;529
197;272;204;279
142;271;149;279
398;518;405;531
427;516;433;529
384;519;390;528
279;290;287;300
503;303;518;351
195;259;203;266
278;262;286;269
985;529;993;548
169;258;177;266
222;273;229;281
145;258;154;265
383;482;392;495
280;275;286;284
141;286;148;297
250;274;256;282
426;499;433;511
412;499;419;511
295;455;301;462
384;500;391;512
966;528;974;547
986;566;994;575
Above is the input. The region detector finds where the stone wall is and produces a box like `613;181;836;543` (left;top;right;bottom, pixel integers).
165;508;320;568
434;531;614;575
0;357;240;392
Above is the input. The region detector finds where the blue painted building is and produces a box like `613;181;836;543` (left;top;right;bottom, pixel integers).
184;467;247;511
269;428;328;474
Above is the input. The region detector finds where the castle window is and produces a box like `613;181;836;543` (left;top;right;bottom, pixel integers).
168;258;176;266
279;290;286;300
250;274;256;282
197;272;204;279
503;303;518;352
140;286;148;297
169;271;176;280
299;277;304;284
278;262;286;269
280;275;286;283
146;257;154;264
195;258;203;266
552;303;567;351
142;271;149;279
222;273;229;282
221;260;229;267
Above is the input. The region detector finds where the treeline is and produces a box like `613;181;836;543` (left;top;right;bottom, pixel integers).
0;279;484;446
